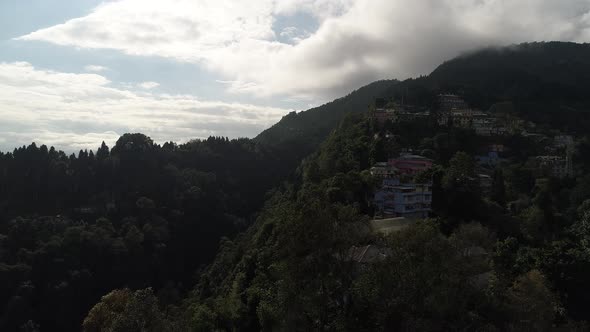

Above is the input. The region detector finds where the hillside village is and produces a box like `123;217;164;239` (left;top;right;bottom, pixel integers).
4;42;590;331
369;93;575;226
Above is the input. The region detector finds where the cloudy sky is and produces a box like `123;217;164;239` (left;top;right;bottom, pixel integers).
1;0;590;152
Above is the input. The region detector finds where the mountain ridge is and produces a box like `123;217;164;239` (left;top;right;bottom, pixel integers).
257;41;590;157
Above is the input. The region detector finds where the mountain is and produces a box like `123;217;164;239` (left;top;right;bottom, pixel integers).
258;42;590;157
255;80;397;160
173;41;590;330
428;41;590;107
5;41;590;331
386;42;590;132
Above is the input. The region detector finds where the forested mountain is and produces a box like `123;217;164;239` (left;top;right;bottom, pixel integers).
3;41;590;331
255;80;397;162
170;108;590;330
385;42;590;134
428;42;590;107
0;135;296;331
258;42;590;157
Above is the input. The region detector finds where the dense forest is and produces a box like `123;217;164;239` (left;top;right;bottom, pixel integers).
0;135;299;331
177;111;590;330
3;41;590;331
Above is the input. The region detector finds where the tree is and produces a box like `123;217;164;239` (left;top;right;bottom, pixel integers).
491;169;506;207
506;270;555;331
96;141;110;160
83;288;168;332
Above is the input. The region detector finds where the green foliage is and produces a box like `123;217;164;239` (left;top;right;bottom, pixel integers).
255;80;397;164
0;135;301;331
83;288;175;332
505;270;556;331
350;221;482;331
3;41;590;331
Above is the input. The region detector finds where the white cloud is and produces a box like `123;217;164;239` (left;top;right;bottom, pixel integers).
16;0;590;101
84;65;108;72
0;62;290;152
138;81;160;89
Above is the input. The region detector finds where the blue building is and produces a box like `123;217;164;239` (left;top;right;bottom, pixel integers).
374;180;432;219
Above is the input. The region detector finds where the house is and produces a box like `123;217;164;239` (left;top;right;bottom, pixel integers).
388;154;433;175
373;101;430;125
438;94;468;112
370;162;399;178
478;174;492;192
374;182;432;219
373;108;396;124
489;144;505;153
554;135;574;149
533;155;573;179
390;110;430;123
476;152;501;168
438;107;511;136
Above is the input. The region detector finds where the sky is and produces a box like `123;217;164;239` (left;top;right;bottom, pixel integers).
1;0;590;152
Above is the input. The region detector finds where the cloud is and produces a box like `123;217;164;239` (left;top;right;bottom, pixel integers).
84;65;108;72
0;62;290;152
16;0;590;102
138;81;160;89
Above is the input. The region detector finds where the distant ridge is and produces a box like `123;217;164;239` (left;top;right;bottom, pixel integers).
254;80;397;155
256;41;590;161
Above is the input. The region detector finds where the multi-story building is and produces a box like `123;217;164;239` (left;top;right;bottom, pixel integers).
438;107;511;137
476;151;501;168
374;180;433;219
373;103;430;125
370;162;398;178
533;154;573;179
438;94;468;112
388;154;433;175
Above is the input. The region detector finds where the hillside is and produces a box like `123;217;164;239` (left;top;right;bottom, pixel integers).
4;41;590;331
428;42;590;107
387;42;590;132
170;41;590;330
255;80;397;157
258;42;590;159
179;107;590;329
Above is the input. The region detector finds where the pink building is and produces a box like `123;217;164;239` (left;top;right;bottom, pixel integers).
388;155;433;175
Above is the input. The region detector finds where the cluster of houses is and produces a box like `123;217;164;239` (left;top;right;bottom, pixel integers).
436;94;524;136
371;95;578;221
373;95;523;137
529;135;575;179
371;154;433;219
373;99;430;125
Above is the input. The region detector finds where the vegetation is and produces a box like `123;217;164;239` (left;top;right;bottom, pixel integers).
0;135;298;331
2;42;590;331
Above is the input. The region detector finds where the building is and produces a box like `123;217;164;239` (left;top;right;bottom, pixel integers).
370;162;398;178
438;94;468;112
388;154;433;175
554;135;574;149
373;108;396;124
374;181;433;219
489;144;505;153
472;113;509;136
373;103;430;125
438;108;511;136
390;110;430;123
477;174;492;192
476;151;501;168
533;155;573;179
